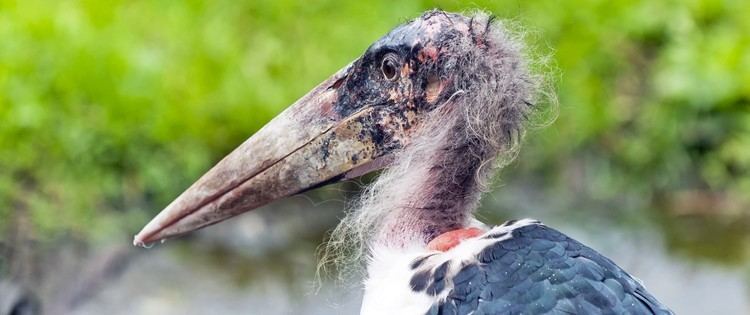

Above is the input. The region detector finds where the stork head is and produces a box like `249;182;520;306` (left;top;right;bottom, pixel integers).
134;10;538;247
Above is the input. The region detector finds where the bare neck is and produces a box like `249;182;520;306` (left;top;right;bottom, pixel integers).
377;116;487;247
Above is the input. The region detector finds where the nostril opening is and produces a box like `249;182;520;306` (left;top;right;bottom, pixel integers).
328;76;346;90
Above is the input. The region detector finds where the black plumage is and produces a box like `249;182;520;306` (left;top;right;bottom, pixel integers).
419;223;672;315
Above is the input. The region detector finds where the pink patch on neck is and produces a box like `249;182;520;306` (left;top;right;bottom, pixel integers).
427;227;485;252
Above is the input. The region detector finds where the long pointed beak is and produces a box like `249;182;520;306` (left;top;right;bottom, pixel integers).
133;63;391;246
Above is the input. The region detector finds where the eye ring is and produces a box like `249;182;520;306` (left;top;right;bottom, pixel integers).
380;54;399;81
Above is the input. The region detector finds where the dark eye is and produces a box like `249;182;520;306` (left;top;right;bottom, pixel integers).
380;54;399;81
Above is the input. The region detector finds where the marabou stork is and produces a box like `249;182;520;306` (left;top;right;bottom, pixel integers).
134;10;673;314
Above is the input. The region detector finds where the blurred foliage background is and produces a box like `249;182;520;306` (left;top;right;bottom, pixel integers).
1;0;749;313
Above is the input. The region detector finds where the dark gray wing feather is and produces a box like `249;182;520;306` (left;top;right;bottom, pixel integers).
427;223;673;315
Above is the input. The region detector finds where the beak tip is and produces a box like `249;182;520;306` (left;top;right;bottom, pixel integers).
133;232;166;248
133;206;177;248
132;238;144;248
133;232;151;248
133;223;162;248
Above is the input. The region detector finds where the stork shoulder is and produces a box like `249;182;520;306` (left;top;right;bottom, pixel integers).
360;219;542;315
361;219;673;315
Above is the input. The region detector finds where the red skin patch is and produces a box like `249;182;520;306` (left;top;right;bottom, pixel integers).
427;227;485;252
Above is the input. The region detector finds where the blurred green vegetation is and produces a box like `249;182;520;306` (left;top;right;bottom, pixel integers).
1;0;749;263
